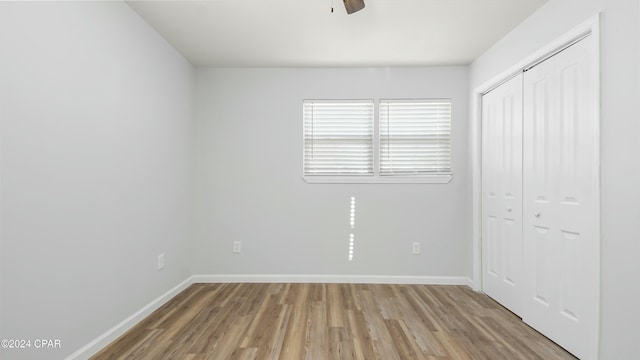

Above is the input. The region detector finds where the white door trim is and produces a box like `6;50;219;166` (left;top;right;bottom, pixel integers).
470;13;601;359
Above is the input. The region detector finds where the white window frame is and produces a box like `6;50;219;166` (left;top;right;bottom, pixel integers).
303;99;453;184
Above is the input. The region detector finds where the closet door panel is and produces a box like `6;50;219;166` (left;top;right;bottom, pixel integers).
523;34;598;360
481;73;524;317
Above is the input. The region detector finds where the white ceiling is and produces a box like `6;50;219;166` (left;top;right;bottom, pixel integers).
127;0;548;67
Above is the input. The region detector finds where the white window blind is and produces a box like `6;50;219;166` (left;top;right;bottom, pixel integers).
303;100;374;176
379;99;451;175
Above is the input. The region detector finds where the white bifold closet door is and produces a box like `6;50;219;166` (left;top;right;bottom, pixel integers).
481;73;524;317
482;33;599;360
522;34;599;360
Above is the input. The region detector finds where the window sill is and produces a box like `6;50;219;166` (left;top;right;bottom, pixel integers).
302;174;453;184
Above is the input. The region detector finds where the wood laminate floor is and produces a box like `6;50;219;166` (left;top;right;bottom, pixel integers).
91;283;577;360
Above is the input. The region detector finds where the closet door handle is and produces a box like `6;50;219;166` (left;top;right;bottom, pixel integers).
506;207;512;212
534;212;541;218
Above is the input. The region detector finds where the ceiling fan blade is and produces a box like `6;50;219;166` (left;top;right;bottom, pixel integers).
343;0;365;14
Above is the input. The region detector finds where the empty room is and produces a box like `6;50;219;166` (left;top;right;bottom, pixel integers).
0;0;639;359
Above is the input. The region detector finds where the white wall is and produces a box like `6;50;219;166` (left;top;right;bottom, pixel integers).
194;67;471;281
470;0;640;358
0;2;194;359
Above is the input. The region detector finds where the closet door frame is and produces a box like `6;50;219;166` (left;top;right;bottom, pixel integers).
471;13;601;359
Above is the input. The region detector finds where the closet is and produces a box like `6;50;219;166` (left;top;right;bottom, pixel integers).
481;33;599;360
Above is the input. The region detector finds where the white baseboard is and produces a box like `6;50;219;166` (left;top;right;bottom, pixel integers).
192;274;473;286
69;273;472;359
65;277;193;360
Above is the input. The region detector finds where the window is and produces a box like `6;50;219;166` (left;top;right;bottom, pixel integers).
303;98;452;183
380;99;451;175
303;100;374;176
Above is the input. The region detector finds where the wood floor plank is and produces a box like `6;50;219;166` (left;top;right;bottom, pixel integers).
183;354;207;360
340;284;359;311
309;283;326;302
328;326;354;360
396;317;432;360
92;284;578;360
384;319;424;360
266;304;292;359
227;347;257;360
240;296;281;348
278;284;310;360
358;289;402;360
201;315;252;360
200;312;254;354
401;286;446;332
345;309;378;360
122;329;165;359
433;331;473;360
139;305;220;360
305;300;329;360
327;284;346;328
188;286;258;355
394;287;447;357
91;327;157;359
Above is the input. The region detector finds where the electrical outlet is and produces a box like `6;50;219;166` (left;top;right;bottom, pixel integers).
158;253;165;270
412;242;421;255
232;241;241;253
